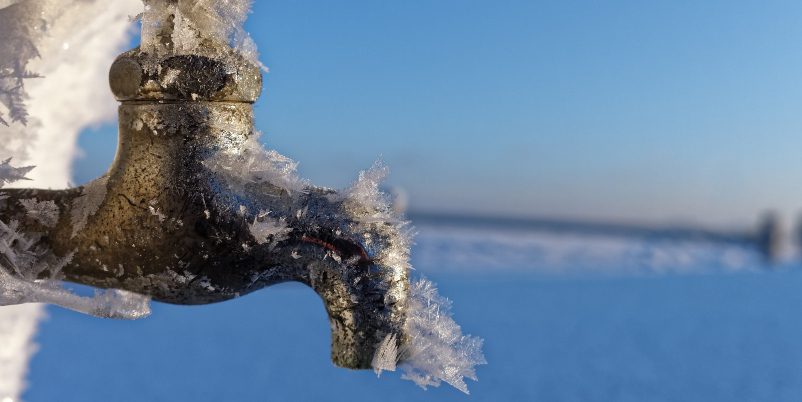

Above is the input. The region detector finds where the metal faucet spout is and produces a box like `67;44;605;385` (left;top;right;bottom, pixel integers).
0;11;409;369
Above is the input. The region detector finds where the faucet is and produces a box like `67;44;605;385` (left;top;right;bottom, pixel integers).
0;5;409;370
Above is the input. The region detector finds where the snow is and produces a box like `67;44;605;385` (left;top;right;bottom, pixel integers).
414;223;761;276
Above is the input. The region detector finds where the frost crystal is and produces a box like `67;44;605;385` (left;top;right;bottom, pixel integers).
204;134;308;196
399;278;487;394
1;0;142;187
0;1;41;128
340;161;395;222
372;333;398;376
19;198;60;228
141;0;264;70
249;212;293;246
213;137;483;392
70;176;109;237
339;162;416;283
148;205;167;223
0;159;32;187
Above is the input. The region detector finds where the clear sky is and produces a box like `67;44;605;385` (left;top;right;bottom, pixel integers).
75;0;802;228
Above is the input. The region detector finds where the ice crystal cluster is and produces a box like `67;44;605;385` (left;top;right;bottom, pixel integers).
208;136;486;393
141;0;263;69
370;279;487;395
399;279;487;393
204;134;308;197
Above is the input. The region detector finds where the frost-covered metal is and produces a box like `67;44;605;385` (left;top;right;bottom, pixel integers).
0;0;485;392
0;3;409;370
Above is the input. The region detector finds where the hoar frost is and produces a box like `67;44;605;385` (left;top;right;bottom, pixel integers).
0;1;40;127
19;199;60;228
209;137;486;393
0;159;32;188
249;212;293;247
140;0;264;70
399;279;487;394
1;0;485;396
70;176;109;237
372;333;398;375
204;134;308;196
344;164;486;393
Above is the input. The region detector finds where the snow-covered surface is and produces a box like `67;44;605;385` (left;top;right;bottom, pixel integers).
414;223;762;276
17;222;802;402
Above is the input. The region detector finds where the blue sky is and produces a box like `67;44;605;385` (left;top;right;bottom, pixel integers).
75;0;802;227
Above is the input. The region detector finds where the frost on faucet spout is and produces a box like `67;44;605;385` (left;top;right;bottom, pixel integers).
208;138;486;392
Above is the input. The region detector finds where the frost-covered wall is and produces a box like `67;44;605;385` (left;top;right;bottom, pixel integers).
0;1;142;400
